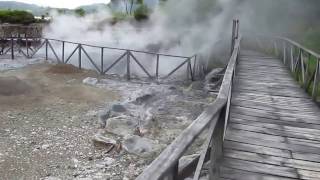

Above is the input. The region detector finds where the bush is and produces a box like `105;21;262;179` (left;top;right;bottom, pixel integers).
0;10;35;25
134;5;150;21
302;28;320;53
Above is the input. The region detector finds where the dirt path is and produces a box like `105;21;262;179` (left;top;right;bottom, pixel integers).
0;63;119;180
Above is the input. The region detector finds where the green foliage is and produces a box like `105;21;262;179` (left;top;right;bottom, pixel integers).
74;8;86;17
302;28;320;53
0;10;35;25
134;4;149;21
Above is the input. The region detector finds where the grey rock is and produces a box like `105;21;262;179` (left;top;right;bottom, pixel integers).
112;104;126;112
122;135;156;155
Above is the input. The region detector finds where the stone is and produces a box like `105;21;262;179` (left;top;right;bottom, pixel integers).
105;115;138;137
92;134;117;149
111;104;126;112
122;135;156;155
43;177;62;180
97;110;111;128
82;77;98;86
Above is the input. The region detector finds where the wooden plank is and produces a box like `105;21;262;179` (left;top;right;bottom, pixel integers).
221;158;299;178
220;166;296;180
228;123;320;142
224;149;320;172
224;140;291;158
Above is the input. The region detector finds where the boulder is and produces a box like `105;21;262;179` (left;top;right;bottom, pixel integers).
105;115;138;137
82;77;98;86
122;135;156;155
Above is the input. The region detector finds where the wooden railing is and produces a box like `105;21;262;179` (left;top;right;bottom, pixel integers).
136;20;241;180
250;35;320;102
0;37;201;81
276;37;320;101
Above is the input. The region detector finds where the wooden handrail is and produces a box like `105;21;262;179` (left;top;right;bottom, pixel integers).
136;36;241;180
277;37;320;59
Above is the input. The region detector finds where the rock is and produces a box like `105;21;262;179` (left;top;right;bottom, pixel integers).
43;177;62;180
105;115;138;137
133;94;154;105
122;135;156;155
98;110;111;128
82;77;98;86
92;134;117;149
111;104;126;112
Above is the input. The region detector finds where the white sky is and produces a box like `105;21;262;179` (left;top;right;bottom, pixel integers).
6;0;111;9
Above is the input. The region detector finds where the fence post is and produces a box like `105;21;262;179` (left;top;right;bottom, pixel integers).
156;54;159;79
26;38;29;57
127;50;131;80
209;109;225;180
231;20;236;55
62;41;65;63
290;46;294;72
101;47;104;75
283;42;286;65
45;39;48;60
78;44;82;69
193;55;197;79
312;59;319;101
11;38;14;60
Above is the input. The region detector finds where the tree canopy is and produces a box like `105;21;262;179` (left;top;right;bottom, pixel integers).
0;10;35;25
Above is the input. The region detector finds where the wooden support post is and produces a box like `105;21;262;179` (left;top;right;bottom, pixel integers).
301;51;305;84
312;59;319;101
209;109;225;180
193;55;197;78
127;50;131;80
156;54;160;79
304;54;311;90
26;38;29;57
11;38;14;60
62;41;65;63
290;46;294;72
283;42;286;65
78;44;82;69
45;39;48;60
100;47;104;75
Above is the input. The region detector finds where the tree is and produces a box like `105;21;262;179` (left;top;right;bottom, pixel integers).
75;8;86;17
0;10;35;25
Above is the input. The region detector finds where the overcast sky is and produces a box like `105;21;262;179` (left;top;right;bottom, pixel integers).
7;0;111;9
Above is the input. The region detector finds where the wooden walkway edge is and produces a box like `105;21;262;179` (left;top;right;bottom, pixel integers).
220;50;320;180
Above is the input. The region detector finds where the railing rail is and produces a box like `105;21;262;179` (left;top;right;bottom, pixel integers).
136;20;241;180
0;37;203;81
250;35;320;102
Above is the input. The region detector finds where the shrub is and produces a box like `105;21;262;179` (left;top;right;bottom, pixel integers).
0;10;35;25
134;4;149;21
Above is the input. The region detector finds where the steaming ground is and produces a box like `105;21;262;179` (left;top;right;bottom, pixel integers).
0;60;213;179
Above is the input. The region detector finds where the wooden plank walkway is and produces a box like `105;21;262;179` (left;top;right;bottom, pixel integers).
220;50;320;180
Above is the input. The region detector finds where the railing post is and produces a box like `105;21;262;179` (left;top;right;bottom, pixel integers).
78;44;82;69
209;109;225;180
11;37;14;60
156;54;160;79
100;47;104;75
273;41;278;57
312;59;319;101
283;42;286;65
45;39;48;60
62;41;65;63
301;51;305;84
193;55;197;78
26;37;29;57
290;46;294;72
127;50;131;80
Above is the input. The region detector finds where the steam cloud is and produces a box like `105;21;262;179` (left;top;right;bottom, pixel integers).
43;0;320;75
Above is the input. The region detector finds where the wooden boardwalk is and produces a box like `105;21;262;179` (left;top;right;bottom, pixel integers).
220;50;320;180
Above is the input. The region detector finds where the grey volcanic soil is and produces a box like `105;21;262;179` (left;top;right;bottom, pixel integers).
0;63;212;180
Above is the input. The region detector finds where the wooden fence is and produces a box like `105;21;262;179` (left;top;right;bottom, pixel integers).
136;20;240;180
0;37;202;81
249;35;320;102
